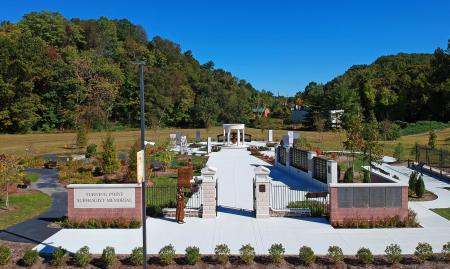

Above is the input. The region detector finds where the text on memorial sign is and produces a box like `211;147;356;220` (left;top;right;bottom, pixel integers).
74;188;135;208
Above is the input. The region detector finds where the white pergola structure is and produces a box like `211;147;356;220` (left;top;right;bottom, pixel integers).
222;124;245;147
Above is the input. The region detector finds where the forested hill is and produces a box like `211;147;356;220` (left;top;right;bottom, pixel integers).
298;48;450;123
0;12;281;133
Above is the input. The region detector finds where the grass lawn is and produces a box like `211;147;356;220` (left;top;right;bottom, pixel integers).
0;191;51;230
0;127;449;160
24;172;39;183
444;187;450;191
430;208;450;220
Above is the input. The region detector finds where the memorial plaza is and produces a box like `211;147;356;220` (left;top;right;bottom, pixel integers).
35;146;450;255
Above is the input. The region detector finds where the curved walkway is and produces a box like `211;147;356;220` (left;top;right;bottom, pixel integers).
0;168;67;244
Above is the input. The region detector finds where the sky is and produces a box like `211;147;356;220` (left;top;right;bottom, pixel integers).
1;0;449;96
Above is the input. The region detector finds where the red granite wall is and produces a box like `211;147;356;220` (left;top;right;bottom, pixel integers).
68;187;142;222
329;186;408;226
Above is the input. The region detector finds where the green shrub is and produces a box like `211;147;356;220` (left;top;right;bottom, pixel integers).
343;167;353;183
268;243;285;263
442;242;450;260
214;244;230;264
22;250;39;267
299;246;315;265
414;242;433;262
239;244;255;265
0;245;11;265
415;176;425;198
51;247;68;266
85;144;97;158
159;244;175;266
185;246;201;265
363;170;370;183
408;172;418;193
356;247;373;265
74;246;91;267
130;247;144;266
385;243;402;264
327;245;344;264
101;246;117;268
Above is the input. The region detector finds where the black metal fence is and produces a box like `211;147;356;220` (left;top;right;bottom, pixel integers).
146;185;202;210
290;148;308;171
313;157;328;184
270;184;329;216
277;146;287;165
415;145;450;175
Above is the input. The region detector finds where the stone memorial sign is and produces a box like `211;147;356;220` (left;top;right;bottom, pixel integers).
74;188;135;208
176;131;181;145
282;135;289;146
67;184;141;222
196;130;201;143
268;130;273;142
207;137;212;154
288;131;294;145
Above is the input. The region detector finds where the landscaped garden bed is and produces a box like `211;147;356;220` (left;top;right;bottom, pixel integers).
0;240;449;268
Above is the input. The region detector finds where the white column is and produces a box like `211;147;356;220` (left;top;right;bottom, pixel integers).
223;129;226;145
327;160;338;184
254;166;270;218
237;129;241;146
227;130;230;146
242;128;245;145
307;151;317;179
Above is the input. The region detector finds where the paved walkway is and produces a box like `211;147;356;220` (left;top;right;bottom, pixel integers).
35;149;450;255
0;168;67;244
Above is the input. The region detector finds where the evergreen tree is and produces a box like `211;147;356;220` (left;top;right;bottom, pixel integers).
415;175;425;198
76;128;88;148
393;143;404;161
343;167;353;183
101;133;119;174
363;170;370;183
127;139;139;180
428;130;437;149
408;172;418;193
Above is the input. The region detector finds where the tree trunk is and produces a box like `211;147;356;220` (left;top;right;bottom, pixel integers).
5;183;9;209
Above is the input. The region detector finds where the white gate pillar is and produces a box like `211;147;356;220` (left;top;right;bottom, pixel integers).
201;165;217;218
307;151;317;179
254;166;271;218
327;160;338;184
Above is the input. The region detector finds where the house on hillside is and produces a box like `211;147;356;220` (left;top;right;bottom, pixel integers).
291;105;310;124
252;106;270;118
330;109;344;128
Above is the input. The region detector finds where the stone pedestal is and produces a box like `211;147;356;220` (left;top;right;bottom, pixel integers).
201;166;217;218
254;166;270;218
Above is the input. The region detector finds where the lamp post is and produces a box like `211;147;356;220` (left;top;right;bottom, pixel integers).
132;60;147;268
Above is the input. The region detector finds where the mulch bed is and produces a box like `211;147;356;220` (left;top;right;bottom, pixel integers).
1;240;449;268
409;191;438;202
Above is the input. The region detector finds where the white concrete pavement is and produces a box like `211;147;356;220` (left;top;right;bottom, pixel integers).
35;149;450;255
